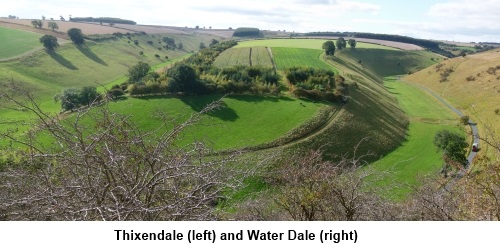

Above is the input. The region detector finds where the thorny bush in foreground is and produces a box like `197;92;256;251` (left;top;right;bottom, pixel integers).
0;83;255;220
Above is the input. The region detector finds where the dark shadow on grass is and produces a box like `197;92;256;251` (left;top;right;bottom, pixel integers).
179;95;239;122
133;94;239;122
76;46;108;66
48;51;78;70
228;95;294;103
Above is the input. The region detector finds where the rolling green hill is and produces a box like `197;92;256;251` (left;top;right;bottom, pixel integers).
0;26;44;59
373;77;462;200
404;49;500;157
1;32;446;202
0;33;216;139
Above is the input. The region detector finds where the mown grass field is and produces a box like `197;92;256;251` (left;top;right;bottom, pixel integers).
0;26;43;59
404;49;500;157
373;77;462;200
271;47;334;71
235;39;400;50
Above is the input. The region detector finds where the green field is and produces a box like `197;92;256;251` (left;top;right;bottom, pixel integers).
272;47;334;71
0;26;43;59
250;47;274;67
372;77;462;200
0;33;215;140
213;46;273;68
236;39;399;50
213;47;251;67
51;95;326;151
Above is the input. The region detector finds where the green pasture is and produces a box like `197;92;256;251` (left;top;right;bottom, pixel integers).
44;94;326;151
372;77;462;200
235;39;399;50
271;47;334;71
0;27;43;59
0;33;211;140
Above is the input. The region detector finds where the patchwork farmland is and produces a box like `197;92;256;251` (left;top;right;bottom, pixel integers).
214;46;273;68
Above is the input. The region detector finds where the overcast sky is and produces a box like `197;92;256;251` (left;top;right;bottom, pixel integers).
3;0;500;42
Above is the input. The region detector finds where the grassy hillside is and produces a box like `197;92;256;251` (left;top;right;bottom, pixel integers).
284;41;441;163
0;33;215;139
373;77;462;200
337;49;442;78
0;26;44;59
54;95;327;151
404;50;500;157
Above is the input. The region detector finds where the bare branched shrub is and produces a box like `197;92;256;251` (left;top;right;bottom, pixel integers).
270;148;400;221
0;83;251;220
405;124;500;220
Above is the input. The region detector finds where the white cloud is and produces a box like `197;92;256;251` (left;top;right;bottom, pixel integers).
428;0;500;28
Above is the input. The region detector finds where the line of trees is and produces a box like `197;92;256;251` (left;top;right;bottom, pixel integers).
233;27;262;37
70;17;136;25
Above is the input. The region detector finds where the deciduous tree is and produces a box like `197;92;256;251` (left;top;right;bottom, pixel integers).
48;21;59;31
348;39;357;48
434;130;468;169
336;37;347;50
31;20;42;28
322;40;336;56
127;61;151;84
39;35;59;51
67;28;84;45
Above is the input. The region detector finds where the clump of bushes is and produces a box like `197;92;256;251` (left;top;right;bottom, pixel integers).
285;67;346;102
486;67;497;75
439;67;454;82
466;76;476;81
54;86;101;111
460;115;470;125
